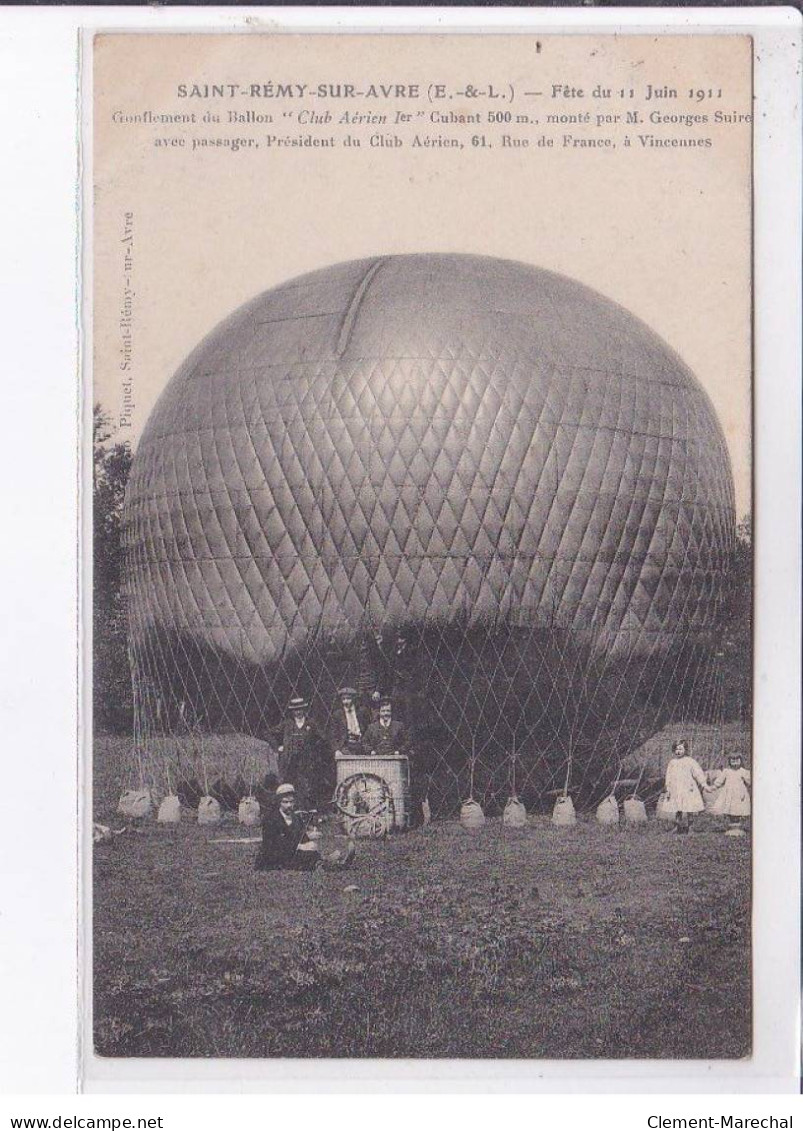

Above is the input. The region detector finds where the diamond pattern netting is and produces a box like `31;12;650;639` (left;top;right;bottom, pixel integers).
123;255;736;813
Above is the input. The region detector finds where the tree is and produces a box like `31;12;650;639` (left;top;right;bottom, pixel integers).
94;404;133;732
720;514;752;723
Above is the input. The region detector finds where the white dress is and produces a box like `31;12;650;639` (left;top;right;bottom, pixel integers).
709;766;751;817
664;754;707;814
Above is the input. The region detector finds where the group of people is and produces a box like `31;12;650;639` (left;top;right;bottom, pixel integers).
272;685;417;811
254;699;749;870
253;682;421;872
663;739;751;834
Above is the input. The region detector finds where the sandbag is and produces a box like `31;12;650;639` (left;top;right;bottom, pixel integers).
157;794;181;823
503;797;527;828
198;795;221;824
238;796;261;826
704;781;718;812
117;789;151;819
656;791;675;821
460;799;485;831
551;794;576;827
596;795;619;825
623;797;648;825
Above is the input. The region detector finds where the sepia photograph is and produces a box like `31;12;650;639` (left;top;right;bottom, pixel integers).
90;30;754;1064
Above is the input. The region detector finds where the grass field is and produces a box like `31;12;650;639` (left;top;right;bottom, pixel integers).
93;735;751;1060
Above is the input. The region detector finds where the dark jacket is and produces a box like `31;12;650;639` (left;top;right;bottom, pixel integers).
390;644;424;734
277;717;330;806
254;806;311;871
330;702;371;756
363;719;411;758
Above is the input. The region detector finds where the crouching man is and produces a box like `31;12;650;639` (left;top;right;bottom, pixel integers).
254;783;355;873
254;783;320;872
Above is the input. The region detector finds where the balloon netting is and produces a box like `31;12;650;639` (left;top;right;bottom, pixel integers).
124;606;739;816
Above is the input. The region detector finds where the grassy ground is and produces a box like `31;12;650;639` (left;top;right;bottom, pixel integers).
93;735;751;1060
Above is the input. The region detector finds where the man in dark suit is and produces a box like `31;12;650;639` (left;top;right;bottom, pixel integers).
391;633;419;720
363;696;428;827
363;696;411;758
330;686;370;757
277;695;330;808
254;783;320;872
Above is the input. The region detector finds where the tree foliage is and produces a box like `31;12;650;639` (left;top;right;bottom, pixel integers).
94;404;133;732
720;514;752;722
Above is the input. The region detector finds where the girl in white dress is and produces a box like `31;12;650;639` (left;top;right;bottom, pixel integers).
709;753;751;833
663;738;708;834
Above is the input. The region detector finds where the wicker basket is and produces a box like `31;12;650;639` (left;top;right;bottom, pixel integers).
335;753;410;833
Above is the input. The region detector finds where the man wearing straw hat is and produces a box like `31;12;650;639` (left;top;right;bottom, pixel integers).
255;784;356;873
277;696;329;809
254;784;320;872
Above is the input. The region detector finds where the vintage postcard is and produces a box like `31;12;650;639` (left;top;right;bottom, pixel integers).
90;30;754;1064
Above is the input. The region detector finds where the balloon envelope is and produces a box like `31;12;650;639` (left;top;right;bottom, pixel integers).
124;254;735;810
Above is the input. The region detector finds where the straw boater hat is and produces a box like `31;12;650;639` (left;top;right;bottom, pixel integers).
287;695;309;712
276;783;295;797
338;686;357;700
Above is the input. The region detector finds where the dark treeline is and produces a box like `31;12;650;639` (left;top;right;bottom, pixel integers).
94;405;133;732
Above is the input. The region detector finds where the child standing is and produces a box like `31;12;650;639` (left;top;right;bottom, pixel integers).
709;753;751;835
664;738;708;834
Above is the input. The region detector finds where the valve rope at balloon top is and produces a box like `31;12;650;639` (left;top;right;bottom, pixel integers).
117;254;746;818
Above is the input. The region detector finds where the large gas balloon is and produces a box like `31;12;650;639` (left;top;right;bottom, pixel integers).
124;255;735;811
